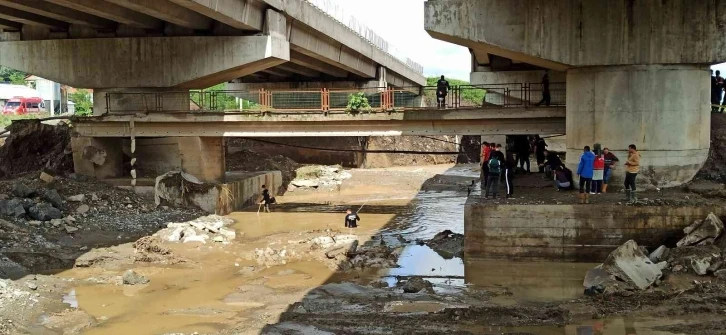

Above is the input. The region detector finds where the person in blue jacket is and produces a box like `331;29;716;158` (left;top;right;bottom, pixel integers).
576;146;595;204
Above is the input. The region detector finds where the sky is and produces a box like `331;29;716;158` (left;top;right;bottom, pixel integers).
327;0;470;81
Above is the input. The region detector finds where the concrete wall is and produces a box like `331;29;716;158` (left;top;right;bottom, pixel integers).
566;65;710;188
425;0;726;68
217;171;282;214
0;35;289;88
70;136;123;179
464;201;726;262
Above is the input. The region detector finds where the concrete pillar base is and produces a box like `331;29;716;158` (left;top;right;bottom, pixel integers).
71;137;123;179
565;65;710;188
178;137;225;183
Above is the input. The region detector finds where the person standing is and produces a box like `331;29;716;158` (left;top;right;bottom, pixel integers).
602;148;619;193
712;70;720;113
481;141;491;186
535;71;551;107
718;71;725;113
535;135;548;173
591;151;605;194
260;185;274;213
576;146;595;204
485;150;502;199
436;75;451;108
505;151;516;198
344;208;360;228
624;144;641;204
515;135;531;173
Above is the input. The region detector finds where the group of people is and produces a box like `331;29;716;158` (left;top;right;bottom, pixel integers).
574;144;640;204
480;136;642;204
711;70;725;113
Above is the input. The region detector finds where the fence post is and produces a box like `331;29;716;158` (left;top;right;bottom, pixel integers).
321;88;330;112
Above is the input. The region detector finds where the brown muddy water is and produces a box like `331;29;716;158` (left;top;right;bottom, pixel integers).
24;165;691;334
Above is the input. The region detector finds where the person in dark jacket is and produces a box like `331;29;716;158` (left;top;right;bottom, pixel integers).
515;135;531;173
344;208;360;228
260;185;274;213
436;75;451;108
535;71;551;107
554;166;571;191
576;146;596;204
540;150;563;179
485;149;503;198
534;135;548;173
602;148;619;193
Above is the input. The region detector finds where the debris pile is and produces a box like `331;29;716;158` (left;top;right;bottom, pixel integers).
0;120;73;179
154;215;236;245
225;148;300;194
289;165;352;191
0;182;76;232
585;212;726;295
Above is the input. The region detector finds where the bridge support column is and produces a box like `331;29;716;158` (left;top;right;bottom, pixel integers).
71;137;123;179
565;65;710;188
177;137;225;183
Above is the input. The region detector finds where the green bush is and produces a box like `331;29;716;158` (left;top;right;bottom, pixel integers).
345;92;372;114
68;89;93;116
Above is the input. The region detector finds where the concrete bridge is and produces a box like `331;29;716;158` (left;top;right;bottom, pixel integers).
0;0;425;110
424;0;724;188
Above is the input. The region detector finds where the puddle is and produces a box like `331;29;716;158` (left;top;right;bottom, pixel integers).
62;289;78;308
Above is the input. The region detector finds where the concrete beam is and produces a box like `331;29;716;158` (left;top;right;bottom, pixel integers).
289;24;377;78
0;0;115;28
277;63;320;78
104;0;212;30
168;0;264;31
74;118;565;137
425;0;726;68
47;0;163;29
290;50;347;78
0;35;289;88
271;0;425;85
262;66;295;78
0;17;20;30
0;4;69;29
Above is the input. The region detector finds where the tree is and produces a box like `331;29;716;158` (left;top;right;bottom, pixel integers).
0;66;27;85
68;89;93;116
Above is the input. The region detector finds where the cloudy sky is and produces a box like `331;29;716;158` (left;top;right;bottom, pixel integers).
327;0;470;81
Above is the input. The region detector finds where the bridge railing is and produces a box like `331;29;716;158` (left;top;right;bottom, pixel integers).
103;83;566;113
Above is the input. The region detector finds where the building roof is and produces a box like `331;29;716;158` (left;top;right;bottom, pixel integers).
0;84;42;100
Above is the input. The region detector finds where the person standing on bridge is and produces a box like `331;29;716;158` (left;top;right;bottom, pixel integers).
576;146;595;204
624;144;641;204
436;75;451;108
535;71;551;107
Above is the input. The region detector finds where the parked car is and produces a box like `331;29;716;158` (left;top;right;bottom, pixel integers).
2;96;44;115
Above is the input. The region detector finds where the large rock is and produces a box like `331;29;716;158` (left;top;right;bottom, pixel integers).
122;270;149;285
648;245;668;263
602;240;662;290
677;213;724;247
399;277;434;293
43;189;64;209
3;199;26;217
11;183;34;198
29;203;62;221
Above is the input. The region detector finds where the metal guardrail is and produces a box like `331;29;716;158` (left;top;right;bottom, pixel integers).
103;83;565;113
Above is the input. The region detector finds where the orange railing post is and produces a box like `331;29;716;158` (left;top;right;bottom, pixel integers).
321;88;330;112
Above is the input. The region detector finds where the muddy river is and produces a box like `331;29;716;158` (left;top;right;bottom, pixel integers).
12;165;708;334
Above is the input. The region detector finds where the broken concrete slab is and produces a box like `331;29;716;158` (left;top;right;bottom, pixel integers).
39;171;55;184
648;245;667;263
67;194;85;202
583;265;616;288
76;204;90;214
677;213;724;247
602;240;662;290
82;146;107;166
64;225;79;234
690;257;711;275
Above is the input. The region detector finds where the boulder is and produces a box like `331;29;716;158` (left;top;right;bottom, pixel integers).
122;270;149;285
602;240;662;290
3;198;24;217
715;269;726;278
43;189;64;209
690;257;711;275
67;194;85;202
400;277;434;293
11;183;34;198
677;213;724;247
29;203;62;221
583;265;616;289
648;245;668;263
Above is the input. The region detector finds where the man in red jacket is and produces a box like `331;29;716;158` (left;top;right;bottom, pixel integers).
481;141;491;186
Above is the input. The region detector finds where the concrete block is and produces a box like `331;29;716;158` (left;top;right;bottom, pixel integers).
602;240;662;290
677;213;724;247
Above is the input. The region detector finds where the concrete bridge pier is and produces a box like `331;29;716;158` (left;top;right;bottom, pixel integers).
566;65;710;188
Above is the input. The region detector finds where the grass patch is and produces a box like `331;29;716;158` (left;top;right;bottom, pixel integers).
0;113;48;128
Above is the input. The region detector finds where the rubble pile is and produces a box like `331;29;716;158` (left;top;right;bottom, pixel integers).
585;212;726;295
0;120;73;179
225;148;300;194
154;215;236;245
289;165;352;191
424;230;464;259
0;182;78;234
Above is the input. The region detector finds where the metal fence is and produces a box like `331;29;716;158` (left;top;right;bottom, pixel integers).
103;83;565;113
